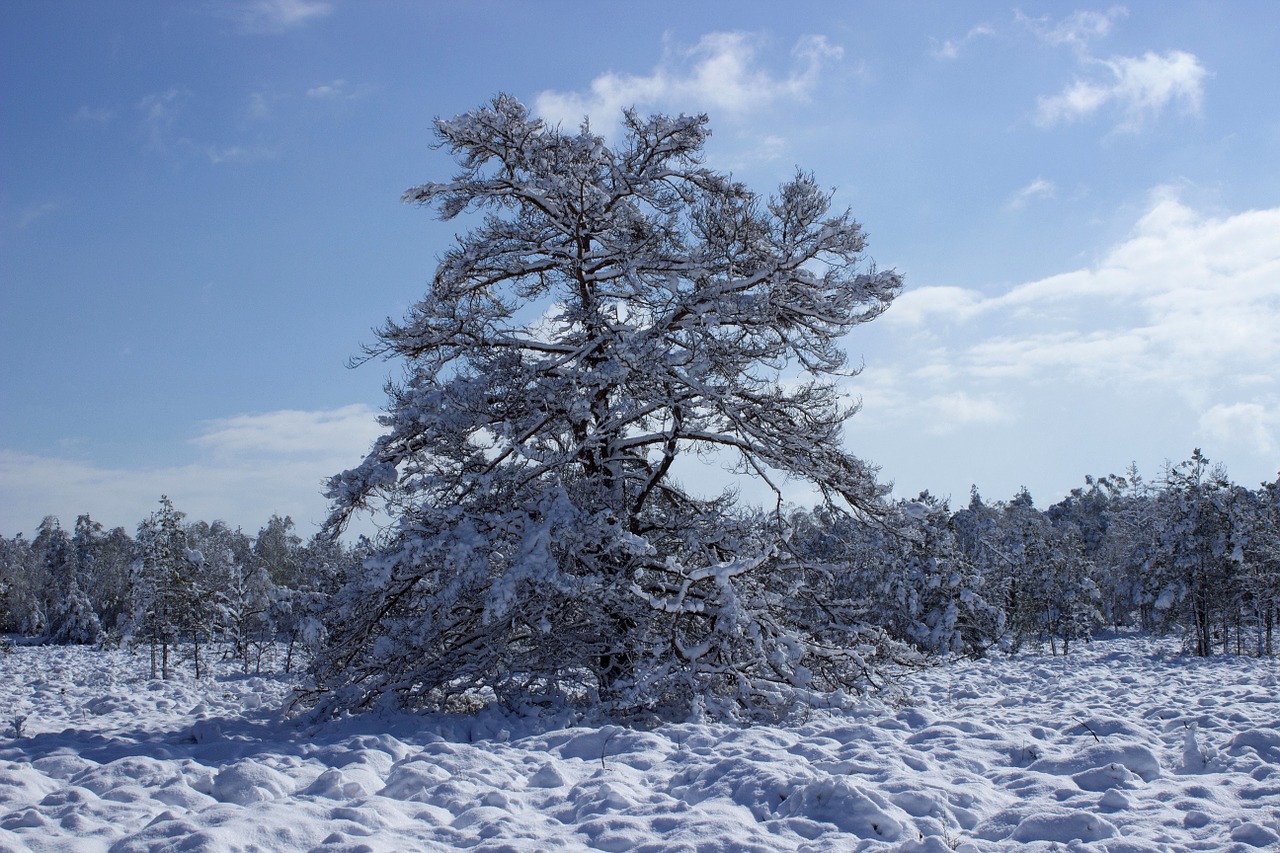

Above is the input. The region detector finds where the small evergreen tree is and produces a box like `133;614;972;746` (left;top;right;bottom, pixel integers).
1151;451;1239;656
254;515;304;588
871;494;1002;657
0;534;40;635
132;497;202;678
30;516;70;637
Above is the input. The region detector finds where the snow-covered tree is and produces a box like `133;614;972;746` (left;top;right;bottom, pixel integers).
275;532;360;674
187;520;257;670
81;523;137;638
223;559;276;673
0;533;40;635
1232;475;1280;655
37;514;105;645
1087;464;1166;632
951;488;1002;585
312;95;903;720
46;576;102;645
1150;451;1239;656
132;497;205;678
1047;475;1137;630
986;490;1101;654
60;516;111;642
254;514;304;588
30;516;70;636
875;494;1002;658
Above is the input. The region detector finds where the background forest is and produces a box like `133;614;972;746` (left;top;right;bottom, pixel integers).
4;449;1277;676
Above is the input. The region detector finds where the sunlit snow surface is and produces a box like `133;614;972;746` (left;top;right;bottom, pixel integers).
1;636;1278;851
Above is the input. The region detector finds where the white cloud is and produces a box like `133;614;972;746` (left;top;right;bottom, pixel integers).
0;405;382;538
247;92;273;119
931;24;995;61
1021;7;1128;51
1199;402;1278;454
884;285;987;327
1023;8;1206;134
753;135;788;162
19;202;60;229
306;79;363;100
1036;50;1207;131
72;104;114;124
193;405;381;459
1006;178;1057;210
206;144;278;165
534;32;842;132
963;329;1151;380
880;189;1280;402
229;0;332;33
925;392;1010;432
851;193;1280;501
138;87;187;153
135;88;283;166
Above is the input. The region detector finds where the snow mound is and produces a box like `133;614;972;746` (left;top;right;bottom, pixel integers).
776;777;906;839
212;759;294;805
1030;742;1163;782
1011;810;1119;842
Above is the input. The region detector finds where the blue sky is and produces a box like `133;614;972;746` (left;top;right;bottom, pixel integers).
3;1;1278;538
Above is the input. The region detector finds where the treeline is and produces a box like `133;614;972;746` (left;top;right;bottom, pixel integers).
0;497;365;677
2;449;1278;680
788;449;1280;660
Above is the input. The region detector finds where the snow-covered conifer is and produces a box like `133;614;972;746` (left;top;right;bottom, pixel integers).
876;493;1002;657
983;490;1100;654
1150;451;1239;656
1231;476;1280;655
0;533;41;635
131;497;203;678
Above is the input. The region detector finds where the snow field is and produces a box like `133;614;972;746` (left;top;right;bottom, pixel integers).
0;635;1278;851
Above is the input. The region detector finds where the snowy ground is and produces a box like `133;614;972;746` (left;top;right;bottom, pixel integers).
1;636;1278;852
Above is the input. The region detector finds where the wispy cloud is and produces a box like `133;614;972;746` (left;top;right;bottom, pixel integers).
246;92;273;119
1036;50;1208;131
850;190;1280;497
1022;7;1206;133
880;285;986;327
205;144;278;165
1020;7;1129;52
931;23;995;61
227;0;332;34
72;104;114;124
136;88;280;166
19;202;61;229
306;79;364;100
883;189;1280;398
1006;177;1057;210
925;392;1011;432
534;32;842;134
0;405;381;537
192;405;380;459
138;87;188;153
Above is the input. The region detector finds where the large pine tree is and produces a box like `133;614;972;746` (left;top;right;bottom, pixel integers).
312;95;903;720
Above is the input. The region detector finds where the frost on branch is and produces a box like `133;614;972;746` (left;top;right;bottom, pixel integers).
308;94;905;721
